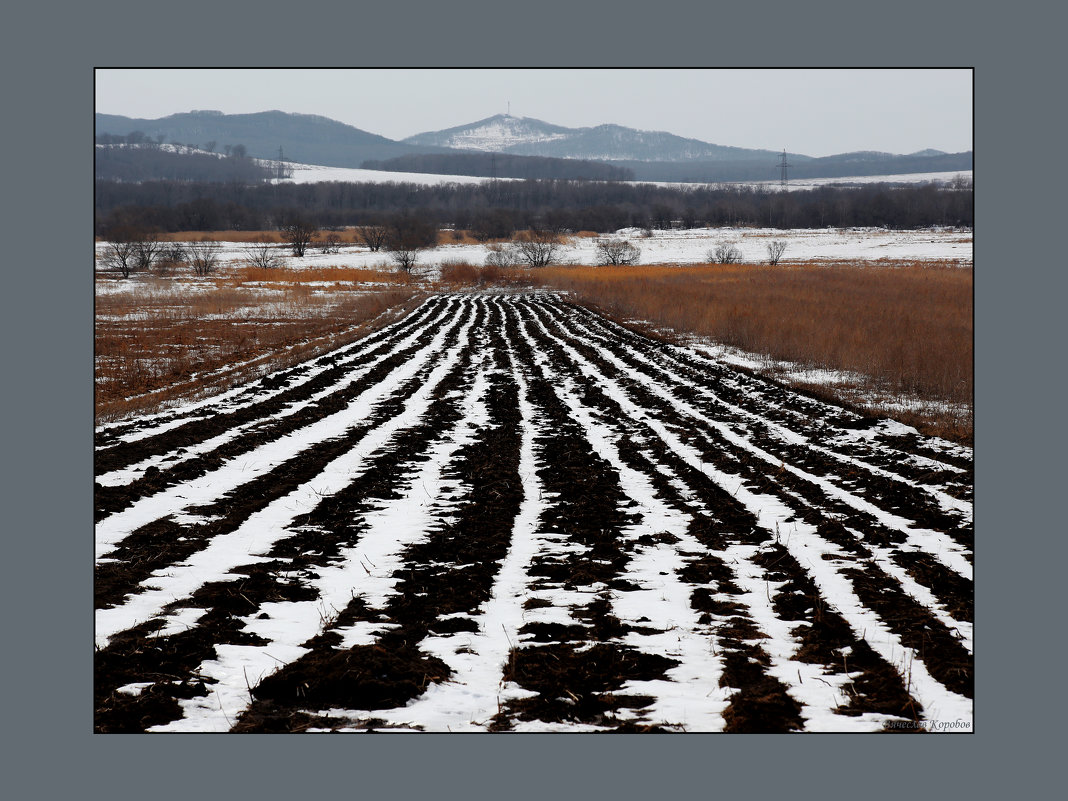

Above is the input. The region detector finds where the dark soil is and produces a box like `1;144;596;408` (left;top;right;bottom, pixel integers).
95;293;972;733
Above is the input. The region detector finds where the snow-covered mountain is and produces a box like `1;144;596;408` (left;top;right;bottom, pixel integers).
403;114;803;163
403;114;575;152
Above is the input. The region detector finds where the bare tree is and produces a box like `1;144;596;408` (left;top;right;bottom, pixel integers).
390;248;421;273
281;219;318;257
512;228;562;267
766;240;788;265
386;214;437;274
132;230;166;272
99;237;138;278
188;238;223;275
245;237;285;270
595;238;641;266
709;242;743;264
155;241;187;275
357;225;389;252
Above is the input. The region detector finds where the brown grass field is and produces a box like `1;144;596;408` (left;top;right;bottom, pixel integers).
505;261;973;441
94;267;421;422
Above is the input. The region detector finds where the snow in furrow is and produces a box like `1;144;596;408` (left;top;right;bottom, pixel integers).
150;347;494;732
95;299;481;648
546;305;974;653
531;301;971;581
579;419;901;731
676;332;973;469
340;329;548;731
95;296;441;445
840;524;972;654
524;300;971;725
513;299;728;731
557;299;972;518
94;296;467;559
96;298;455;486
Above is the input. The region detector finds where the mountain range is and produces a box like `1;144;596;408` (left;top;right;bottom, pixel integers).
95;110;972;182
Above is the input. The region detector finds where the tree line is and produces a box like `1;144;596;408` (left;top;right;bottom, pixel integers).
95;145;277;184
95;176;972;236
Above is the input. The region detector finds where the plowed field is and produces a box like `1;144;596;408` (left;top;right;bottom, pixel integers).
94;292;973;732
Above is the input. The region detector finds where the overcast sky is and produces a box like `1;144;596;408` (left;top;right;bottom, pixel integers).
95;68;972;157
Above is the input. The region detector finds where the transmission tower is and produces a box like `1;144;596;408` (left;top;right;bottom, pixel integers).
779;149;790;190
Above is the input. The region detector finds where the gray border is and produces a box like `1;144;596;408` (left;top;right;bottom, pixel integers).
8;0;1054;797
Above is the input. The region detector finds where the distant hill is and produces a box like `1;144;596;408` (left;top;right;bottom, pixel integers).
402;113;971;181
403;114;807;164
94;110;455;168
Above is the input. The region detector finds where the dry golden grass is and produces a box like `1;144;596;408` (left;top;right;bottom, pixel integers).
438;261;503;286
506;261;973;441
95;272;421;422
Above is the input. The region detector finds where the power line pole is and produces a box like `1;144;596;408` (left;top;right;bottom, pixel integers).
779;149;790;190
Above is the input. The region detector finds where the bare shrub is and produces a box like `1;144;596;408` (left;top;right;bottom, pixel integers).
357;225;388;252
133;231;167;272
485;242;520;268
389;249;420;273
188;238;223;275
595;238;642;266
281;219;319;257
512;228;562;267
709;242;743;264
767;240;788;265
163;243;188;263
245;237;286;270
99;237;139;278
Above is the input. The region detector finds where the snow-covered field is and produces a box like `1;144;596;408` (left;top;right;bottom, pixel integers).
278;158;972;193
94;226;972;289
95;293;972;733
